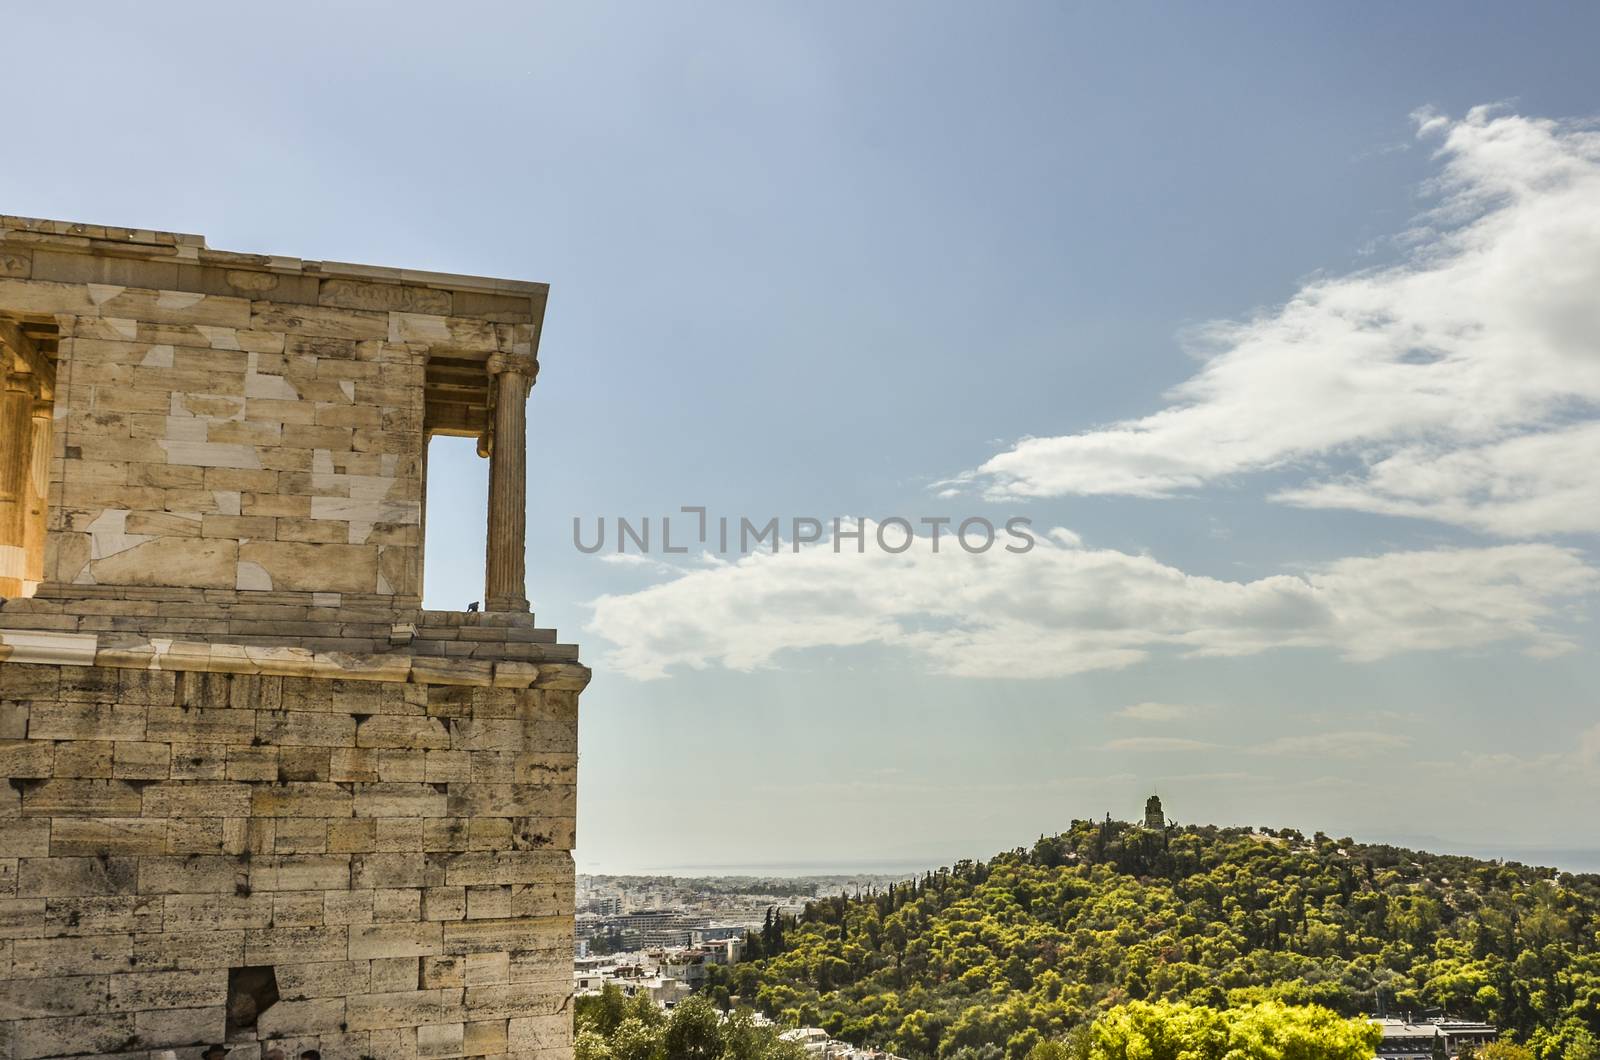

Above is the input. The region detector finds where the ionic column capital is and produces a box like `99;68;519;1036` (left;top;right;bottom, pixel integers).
486;351;539;384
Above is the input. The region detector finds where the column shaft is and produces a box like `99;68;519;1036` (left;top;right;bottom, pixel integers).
484;369;530;612
0;376;34;597
23;401;52;594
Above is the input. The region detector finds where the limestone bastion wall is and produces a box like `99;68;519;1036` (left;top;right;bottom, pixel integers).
0;661;577;1060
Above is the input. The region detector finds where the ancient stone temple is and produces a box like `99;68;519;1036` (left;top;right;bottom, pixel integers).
0;216;587;1059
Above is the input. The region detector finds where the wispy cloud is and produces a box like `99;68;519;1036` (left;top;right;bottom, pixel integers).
594;553;703;583
1451;722;1600;779
1251;730;1411;759
1102;730;1411;759
1115;702;1201;722
1103;737;1221;752
960;107;1600;537
586;525;1596;679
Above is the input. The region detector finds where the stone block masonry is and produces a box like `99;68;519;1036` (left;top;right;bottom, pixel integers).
0;217;586;1059
0;661;577;1060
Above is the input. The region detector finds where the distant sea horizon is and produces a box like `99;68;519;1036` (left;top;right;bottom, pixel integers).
580;842;1600;879
578;858;937;879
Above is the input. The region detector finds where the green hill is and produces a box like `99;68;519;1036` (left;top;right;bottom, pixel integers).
720;818;1600;1060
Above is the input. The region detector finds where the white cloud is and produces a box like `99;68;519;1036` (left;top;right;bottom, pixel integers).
585;525;1597;679
596;552;691;577
1580;723;1600;767
962;108;1600;536
1252;730;1411;759
1103;736;1220;752
1102;729;1412;759
1115;701;1200;722
1276;422;1600;535
1446;723;1600;785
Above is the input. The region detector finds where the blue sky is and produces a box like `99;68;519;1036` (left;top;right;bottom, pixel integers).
8;3;1600;873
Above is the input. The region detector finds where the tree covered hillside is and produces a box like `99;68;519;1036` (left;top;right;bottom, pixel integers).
725;819;1600;1060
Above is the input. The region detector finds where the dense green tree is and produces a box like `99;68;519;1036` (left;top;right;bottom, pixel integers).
1078;1000;1380;1060
1530;1019;1600;1060
574;987;806;1060
1466;1043;1537;1060
610;1017;662;1060
585;983;631;1037
664;996;726;1060
735;821;1600;1060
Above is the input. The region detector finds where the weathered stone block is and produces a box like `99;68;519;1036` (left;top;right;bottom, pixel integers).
132;1003;226;1048
326;818;375;854
441;916;568;957
10;934;134;978
374;888;423;923
0;975;107;1020
244;925;350;966
141;781;252;818
323;890;374;927
21;780;142;818
250;854;349;892
225;744;279;781
355;715;450;750
0;742;53;779
507;1013;573;1058
162;893;273;931
138;855;247;895
88;537;239;589
129;929;243;973
47;895;161;937
168;745;229;782
26;702;145;742
377;818;426;853
112;741;170;780
276;960;371;1001
256;710;356;747
272;816;328;854
465;887;513;922
279;746;333;782
166;817;225;854
251;782;352;818
146;706;255;744
465;1017;510;1056
255;995;347;1037
106;968;226;1012
351;852;426;890
418;1019;467;1059
345;986;463;1031
348;922;442;961
0;822;49;859
320;279;453;316
239;541;379;593
354;783;448;819
50;818;167;856
51;740;113;779
9;1013;135;1059
422;887;466;923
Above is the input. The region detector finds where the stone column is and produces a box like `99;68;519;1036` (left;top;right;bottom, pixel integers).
0;370;35;598
484;352;537;613
23;397;52;594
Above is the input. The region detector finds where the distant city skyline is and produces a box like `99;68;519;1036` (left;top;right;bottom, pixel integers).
8;3;1597;875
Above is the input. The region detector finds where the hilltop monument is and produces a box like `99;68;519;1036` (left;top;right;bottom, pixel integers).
0;216;586;1058
1144;794;1165;830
